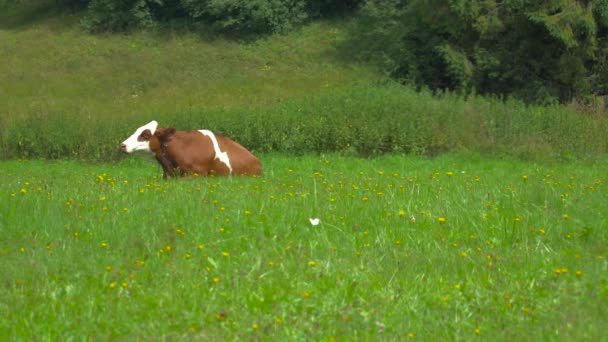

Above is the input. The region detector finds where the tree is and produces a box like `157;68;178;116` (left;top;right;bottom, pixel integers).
351;0;608;103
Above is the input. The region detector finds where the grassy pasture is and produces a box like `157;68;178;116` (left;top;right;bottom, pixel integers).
1;155;607;340
0;6;366;119
2;3;608;340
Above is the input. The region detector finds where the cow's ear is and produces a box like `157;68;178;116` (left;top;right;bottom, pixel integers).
157;128;176;140
140;129;152;140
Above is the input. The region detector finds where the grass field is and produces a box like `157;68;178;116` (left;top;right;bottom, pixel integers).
0;4;369;120
2;3;608;340
1;155;607;340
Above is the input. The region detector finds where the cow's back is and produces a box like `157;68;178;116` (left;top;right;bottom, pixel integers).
215;134;262;176
162;129;261;176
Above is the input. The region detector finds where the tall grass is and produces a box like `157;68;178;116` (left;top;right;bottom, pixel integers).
1;155;607;339
2;82;607;161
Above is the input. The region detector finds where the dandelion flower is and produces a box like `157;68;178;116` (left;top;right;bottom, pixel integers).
438;217;446;224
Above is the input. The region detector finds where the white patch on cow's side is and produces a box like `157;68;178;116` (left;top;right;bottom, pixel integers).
199;130;233;174
121;120;158;154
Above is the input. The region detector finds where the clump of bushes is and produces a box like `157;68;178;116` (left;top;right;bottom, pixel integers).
74;0;361;35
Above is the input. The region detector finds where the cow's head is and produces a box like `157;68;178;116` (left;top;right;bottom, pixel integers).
120;120;159;154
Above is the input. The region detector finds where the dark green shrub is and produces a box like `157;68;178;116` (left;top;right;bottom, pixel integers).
82;0;160;32
180;0;308;35
80;0;353;35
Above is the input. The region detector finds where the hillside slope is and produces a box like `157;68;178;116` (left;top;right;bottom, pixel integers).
0;4;373;120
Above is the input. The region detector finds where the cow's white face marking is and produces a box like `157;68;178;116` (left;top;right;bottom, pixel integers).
199;130;233;174
121;121;158;154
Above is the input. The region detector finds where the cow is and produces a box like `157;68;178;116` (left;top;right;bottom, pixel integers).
120;120;262;178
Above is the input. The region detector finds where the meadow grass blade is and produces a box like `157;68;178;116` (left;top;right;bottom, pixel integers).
1;155;606;340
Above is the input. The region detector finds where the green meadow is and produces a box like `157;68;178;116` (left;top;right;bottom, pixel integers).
1;156;607;340
2;2;608;340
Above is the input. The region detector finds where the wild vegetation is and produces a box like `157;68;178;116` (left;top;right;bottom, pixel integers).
1;1;608;340
9;0;607;104
7;83;608;161
351;0;608;104
2;156;607;340
1;1;607;162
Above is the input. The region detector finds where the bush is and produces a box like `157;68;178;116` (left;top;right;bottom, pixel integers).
180;0;308;35
79;0;360;35
82;0;160;32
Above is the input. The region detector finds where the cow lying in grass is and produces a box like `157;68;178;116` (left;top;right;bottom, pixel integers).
120;121;262;178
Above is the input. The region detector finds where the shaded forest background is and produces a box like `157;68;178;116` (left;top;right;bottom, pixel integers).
5;0;607;105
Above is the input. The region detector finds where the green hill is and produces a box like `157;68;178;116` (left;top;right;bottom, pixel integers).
1;2;372;120
1;2;607;161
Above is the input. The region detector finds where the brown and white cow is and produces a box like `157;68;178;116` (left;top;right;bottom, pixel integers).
120;121;262;178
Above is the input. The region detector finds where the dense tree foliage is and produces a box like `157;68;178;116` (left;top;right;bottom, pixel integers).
5;0;607;104
351;0;608;104
74;0;360;34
